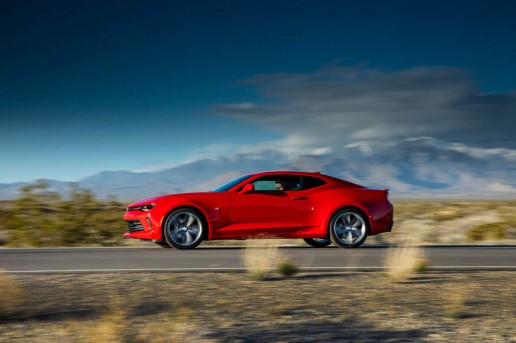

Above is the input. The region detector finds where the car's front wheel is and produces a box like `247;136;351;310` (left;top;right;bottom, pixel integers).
163;208;205;249
303;238;331;248
329;208;369;248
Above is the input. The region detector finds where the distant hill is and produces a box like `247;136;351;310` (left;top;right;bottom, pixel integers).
1;137;515;200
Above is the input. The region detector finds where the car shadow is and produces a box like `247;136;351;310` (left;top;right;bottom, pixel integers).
195;244;394;250
207;318;427;342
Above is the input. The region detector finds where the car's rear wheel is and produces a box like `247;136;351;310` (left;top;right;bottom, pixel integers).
329;208;369;248
163;208;205;250
303;238;331;248
155;242;172;248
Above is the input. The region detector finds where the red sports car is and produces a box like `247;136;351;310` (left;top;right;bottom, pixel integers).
123;171;393;249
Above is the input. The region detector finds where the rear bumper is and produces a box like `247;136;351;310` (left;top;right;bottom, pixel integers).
371;219;394;235
371;198;394;235
386;221;394;232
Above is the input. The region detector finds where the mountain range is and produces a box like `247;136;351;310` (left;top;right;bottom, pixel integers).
1;137;515;200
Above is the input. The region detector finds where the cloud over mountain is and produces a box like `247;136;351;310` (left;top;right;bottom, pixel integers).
1;66;514;200
216;66;516;149
1;137;514;200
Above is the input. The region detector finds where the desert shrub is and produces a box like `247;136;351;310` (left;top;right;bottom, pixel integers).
466;222;508;241
3;181;127;247
278;259;298;277
384;239;429;282
242;238;283;280
414;258;431;273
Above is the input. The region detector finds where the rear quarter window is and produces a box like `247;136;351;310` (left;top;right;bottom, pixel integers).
302;176;326;190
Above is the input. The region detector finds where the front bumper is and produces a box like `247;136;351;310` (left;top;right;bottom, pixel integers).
123;210;161;240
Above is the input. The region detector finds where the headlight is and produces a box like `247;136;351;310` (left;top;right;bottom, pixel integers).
127;203;155;212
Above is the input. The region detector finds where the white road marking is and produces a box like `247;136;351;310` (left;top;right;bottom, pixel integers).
4;265;516;274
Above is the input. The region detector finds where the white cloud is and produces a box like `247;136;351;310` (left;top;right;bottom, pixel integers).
486;182;516;193
135;65;516;197
216;65;516;150
448;144;516;161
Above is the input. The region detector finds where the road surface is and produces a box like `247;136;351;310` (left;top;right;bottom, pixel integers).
1;245;515;273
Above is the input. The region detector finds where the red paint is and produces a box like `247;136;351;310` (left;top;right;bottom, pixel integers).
123;171;393;246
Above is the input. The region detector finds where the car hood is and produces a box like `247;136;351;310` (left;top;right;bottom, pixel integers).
127;192;213;207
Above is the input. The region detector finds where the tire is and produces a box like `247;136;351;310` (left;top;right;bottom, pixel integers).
155;242;172;248
329;208;369;248
163;207;205;250
303;238;331;248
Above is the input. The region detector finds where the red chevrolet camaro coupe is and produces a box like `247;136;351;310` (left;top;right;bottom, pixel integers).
123;171;393;249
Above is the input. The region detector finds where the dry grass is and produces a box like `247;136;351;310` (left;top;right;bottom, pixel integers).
61;299;200;343
76;309;127;342
384;239;429;282
59;296;130;343
242;238;284;280
383;199;516;245
0;271;26;319
1;272;514;342
442;284;474;319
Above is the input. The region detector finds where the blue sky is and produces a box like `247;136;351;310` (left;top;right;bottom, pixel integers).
1;0;515;183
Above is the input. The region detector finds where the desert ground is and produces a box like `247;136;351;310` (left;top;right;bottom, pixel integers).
0;270;514;343
1;200;515;342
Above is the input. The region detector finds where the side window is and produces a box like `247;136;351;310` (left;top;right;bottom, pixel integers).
251;175;302;191
302;176;326;190
252;180;278;191
283;176;302;190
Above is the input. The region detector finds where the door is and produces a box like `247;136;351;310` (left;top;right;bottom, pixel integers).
228;175;313;237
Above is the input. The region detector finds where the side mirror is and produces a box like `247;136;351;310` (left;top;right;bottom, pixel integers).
241;183;255;194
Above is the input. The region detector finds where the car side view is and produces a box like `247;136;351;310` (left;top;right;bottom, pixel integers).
123;171;394;249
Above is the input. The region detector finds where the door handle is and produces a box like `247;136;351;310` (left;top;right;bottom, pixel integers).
291;196;308;200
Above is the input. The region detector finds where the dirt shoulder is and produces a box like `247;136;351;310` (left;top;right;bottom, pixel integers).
1;271;514;342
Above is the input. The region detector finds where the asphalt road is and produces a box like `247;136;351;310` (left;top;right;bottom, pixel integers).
1;245;515;273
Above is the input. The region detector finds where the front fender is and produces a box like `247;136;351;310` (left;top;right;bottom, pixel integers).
154;192;231;240
157;201;215;240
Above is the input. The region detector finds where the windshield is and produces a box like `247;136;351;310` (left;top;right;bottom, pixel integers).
212;174;253;192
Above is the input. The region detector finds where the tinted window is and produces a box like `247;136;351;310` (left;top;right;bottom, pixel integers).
234;175;326;192
252;180;279;191
302;176;326;190
251;175;302;191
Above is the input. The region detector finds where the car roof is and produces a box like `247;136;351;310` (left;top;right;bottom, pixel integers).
248;171;364;188
250;171;331;181
252;170;322;177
